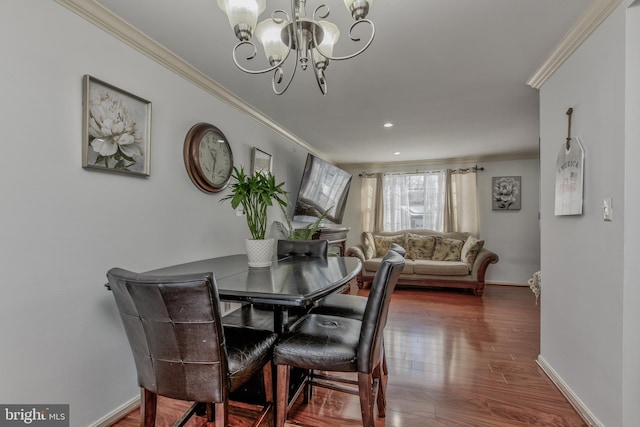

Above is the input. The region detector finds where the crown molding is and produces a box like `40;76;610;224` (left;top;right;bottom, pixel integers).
338;151;540;170
55;0;325;159
528;0;622;89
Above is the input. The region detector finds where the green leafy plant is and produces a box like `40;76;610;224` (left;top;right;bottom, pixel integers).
221;166;287;240
277;202;329;240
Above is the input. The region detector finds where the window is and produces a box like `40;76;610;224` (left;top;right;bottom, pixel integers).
382;171;446;232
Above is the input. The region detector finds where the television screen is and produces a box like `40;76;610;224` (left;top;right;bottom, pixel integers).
292;154;352;225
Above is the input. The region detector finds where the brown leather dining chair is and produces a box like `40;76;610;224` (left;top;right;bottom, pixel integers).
273;249;405;427
310;243;406;376
106;268;277;427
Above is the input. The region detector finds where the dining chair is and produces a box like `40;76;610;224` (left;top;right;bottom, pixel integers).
273;249;405;427
276;239;328;259
309;243;406;374
106;268;277;427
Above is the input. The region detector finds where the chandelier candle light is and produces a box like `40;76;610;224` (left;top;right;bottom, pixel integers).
217;0;375;95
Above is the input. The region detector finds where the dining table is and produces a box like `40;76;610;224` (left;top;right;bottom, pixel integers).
143;253;362;335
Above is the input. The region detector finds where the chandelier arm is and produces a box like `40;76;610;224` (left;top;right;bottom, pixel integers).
313;4;330;20
271;9;290;23
231;40;293;75
313;19;375;61
273;48;299;95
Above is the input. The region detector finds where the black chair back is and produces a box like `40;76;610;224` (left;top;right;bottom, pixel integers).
107;268;229;403
357;250;405;373
277;239;328;259
388;242;406;257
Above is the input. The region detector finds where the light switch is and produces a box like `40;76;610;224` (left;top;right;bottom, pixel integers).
603;198;612;221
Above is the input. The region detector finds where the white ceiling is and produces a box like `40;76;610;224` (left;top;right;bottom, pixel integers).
85;0;593;165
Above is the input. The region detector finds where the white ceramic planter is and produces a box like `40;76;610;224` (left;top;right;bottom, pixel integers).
245;238;274;267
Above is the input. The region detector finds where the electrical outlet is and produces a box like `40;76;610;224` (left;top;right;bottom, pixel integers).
236;207;244;216
603;198;612;221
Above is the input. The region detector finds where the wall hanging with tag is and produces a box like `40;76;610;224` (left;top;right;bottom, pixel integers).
554;107;584;216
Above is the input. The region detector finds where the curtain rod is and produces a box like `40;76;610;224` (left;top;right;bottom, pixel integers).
359;164;484;177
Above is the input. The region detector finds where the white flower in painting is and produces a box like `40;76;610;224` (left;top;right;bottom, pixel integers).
88;91;143;170
493;177;519;209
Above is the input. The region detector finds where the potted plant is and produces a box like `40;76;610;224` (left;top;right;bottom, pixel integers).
221;166;287;267
275;202;329;240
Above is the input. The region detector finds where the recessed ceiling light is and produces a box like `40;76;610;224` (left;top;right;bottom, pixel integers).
383;122;394;128
393;152;400;155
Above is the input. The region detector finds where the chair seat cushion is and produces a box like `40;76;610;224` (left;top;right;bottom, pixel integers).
310;294;367;320
224;326;278;391
274;314;361;372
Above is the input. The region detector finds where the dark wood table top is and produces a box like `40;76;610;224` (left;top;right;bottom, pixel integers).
145;254;362;308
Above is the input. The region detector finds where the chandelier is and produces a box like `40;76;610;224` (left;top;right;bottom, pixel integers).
217;0;375;95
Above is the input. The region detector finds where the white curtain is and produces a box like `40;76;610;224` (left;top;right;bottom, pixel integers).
382;172;445;232
444;169;479;236
361;175;377;232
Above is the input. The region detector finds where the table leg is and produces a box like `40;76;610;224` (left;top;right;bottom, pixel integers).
273;307;289;335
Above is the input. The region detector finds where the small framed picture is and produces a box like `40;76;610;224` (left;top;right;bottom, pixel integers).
251;147;272;175
492;176;521;210
82;75;151;176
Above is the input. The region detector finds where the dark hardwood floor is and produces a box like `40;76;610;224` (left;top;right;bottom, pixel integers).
111;284;586;427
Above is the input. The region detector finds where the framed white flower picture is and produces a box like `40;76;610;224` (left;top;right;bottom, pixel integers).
492;176;521;210
82;75;151;176
251;147;272;175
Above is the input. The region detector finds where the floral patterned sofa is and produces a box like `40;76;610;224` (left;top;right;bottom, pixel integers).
347;229;499;296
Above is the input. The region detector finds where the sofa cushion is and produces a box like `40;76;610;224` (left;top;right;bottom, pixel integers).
406;233;437;260
373;234;405;257
413;260;469;276
460;236;484;271
361;232;376;259
364;258;414;275
432;237;464;261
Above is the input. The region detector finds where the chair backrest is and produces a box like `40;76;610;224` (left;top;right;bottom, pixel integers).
388;243;406;257
357;249;405;373
277;239;329;259
106;268;229;403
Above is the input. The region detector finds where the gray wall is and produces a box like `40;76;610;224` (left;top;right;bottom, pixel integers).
539;1;635;425
341;157;540;285
0;2;307;426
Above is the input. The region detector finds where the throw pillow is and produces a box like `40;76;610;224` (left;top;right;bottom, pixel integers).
460;235;485;271
432;237;464;261
373;234;405;258
406;233;437;260
361;232;376;259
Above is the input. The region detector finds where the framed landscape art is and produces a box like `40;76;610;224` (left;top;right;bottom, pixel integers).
82;75;151;176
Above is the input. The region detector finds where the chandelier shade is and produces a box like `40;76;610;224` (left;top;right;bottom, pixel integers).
217;0;374;95
255;19;289;65
217;0;266;41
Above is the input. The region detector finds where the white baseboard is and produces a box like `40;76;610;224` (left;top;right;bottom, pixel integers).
88;395;139;427
536;355;603;427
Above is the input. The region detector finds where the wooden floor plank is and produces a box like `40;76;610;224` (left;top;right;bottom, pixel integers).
109;284;586;427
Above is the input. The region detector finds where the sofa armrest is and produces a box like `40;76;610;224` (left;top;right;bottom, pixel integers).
347;244;367;262
470;248;499;282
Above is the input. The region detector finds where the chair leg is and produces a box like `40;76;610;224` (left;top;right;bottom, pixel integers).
373;363;386;417
358;373;375;427
263;362;274;404
249;362;274;427
140;388;157;427
276;365;290;427
382;340;388;376
215;402;227;427
205;403;214;423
